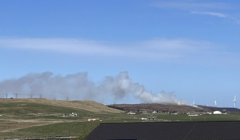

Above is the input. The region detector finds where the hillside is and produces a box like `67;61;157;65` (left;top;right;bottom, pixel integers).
198;105;240;113
1;99;240;139
108;103;210;113
0;98;122;113
0;98;123;136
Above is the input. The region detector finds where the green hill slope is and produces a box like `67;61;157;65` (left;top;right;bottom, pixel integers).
0;98;122;114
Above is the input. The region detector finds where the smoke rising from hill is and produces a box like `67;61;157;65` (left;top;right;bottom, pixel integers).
0;71;190;105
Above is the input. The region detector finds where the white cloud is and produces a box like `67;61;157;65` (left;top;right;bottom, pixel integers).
191;11;227;18
0;37;221;61
191;11;240;23
152;2;231;10
152;1;240;24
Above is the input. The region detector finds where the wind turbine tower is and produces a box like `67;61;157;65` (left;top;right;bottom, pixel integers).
214;100;217;107
233;95;237;108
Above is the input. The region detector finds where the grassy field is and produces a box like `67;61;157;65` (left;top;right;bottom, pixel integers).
1;113;240;139
0;121;99;139
0;98;122;114
1;98;240;139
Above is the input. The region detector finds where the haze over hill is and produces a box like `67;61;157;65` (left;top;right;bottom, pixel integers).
108;103;207;113
0;72;191;106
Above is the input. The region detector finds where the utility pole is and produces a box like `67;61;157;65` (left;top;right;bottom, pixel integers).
67;97;68;101
15;93;17;99
6;93;8;99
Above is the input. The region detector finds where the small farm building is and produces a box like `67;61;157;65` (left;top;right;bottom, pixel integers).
127;111;136;115
188;112;199;116
88;118;99;121
213;111;222;114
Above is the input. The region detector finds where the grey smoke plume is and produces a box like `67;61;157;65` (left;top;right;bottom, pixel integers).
0;71;190;105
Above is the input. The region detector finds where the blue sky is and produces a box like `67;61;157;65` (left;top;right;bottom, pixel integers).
0;0;240;107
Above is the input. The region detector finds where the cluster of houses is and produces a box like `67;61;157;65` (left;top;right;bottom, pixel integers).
141;115;157;120
127;110;180;115
187;111;227;116
126;110;228;116
127;110;169;115
62;112;78;117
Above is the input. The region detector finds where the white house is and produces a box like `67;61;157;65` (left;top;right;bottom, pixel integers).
152;111;157;114
213;111;222;114
88;118;99;121
188;113;199;116
69;112;77;117
170;111;178;115
141;118;147;120
127;111;136;115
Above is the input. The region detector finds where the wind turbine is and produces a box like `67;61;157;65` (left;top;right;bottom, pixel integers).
233;95;237;108
214;100;217;107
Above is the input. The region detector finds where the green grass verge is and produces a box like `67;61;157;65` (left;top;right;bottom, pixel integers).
0;121;99;139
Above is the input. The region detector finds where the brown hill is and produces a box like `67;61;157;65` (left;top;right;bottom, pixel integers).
108;103;210;113
0;98;122;113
